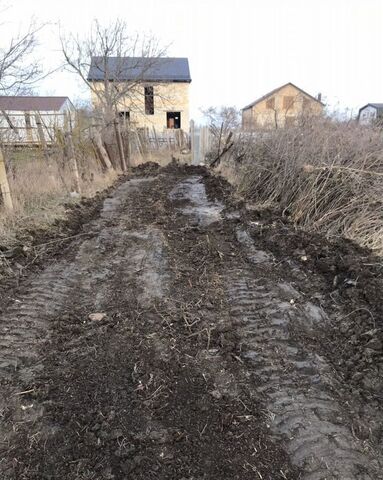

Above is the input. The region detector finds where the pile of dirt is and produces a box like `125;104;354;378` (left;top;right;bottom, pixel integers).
132;161;161;176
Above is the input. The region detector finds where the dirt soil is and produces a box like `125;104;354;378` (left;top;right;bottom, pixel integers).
0;162;382;480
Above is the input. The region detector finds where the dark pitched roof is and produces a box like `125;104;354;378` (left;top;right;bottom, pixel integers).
87;57;191;82
0;96;70;111
242;82;324;110
359;103;383;112
357;103;383;120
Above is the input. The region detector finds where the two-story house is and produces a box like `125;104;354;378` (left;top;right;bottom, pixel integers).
242;82;324;130
87;57;191;132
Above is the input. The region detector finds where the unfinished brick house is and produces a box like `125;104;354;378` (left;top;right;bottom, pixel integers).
87;57;191;132
242;82;324;130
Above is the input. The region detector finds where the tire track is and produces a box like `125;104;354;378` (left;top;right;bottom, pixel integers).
0;177;168;472
0;178;159;379
228;228;383;479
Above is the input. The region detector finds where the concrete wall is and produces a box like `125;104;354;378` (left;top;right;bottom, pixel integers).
242;84;323;130
91;82;191;133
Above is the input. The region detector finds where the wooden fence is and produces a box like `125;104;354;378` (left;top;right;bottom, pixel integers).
0;111;73;146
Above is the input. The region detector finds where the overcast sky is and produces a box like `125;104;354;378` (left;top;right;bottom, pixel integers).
3;0;383;120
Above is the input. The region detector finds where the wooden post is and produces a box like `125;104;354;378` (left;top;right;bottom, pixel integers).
125;129;131;169
190;119;195;157
35;114;47;149
0;148;13;210
135;131;144;158
91;129;113;171
37;112;54;143
152;126;159;151
113;118;126;171
64;132;81;193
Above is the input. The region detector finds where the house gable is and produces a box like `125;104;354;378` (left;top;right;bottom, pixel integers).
242;82;323;112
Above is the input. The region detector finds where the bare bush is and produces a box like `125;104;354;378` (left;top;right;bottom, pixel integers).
202;106;240;167
218;117;383;255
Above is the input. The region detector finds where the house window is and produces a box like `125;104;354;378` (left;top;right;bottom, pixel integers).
167;112;181;129
283;96;294;110
144;86;154;115
266;97;275;109
119;111;130;120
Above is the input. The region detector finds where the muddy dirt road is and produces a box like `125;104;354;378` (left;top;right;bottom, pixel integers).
1;163;383;479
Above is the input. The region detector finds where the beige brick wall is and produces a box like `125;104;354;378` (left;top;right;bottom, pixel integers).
242;84;323;130
91;82;190;133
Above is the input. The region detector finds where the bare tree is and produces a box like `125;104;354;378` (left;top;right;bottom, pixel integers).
202;106;240;139
202;106;240;167
0;3;43;95
60;19;167;120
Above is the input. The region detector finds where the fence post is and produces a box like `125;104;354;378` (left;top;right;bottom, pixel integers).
0;148;13;210
113;118;127;171
35;114;47;149
90;127;113;171
152;126;160;150
126;131;131;169
64;132;81;194
191;120;200;165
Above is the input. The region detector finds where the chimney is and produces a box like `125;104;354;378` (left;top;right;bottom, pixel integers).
317;93;322;102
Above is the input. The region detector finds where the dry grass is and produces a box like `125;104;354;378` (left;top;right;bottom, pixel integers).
218;118;383;255
0;146;117;247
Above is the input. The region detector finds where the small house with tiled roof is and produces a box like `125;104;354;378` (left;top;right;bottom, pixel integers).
242;82;324;130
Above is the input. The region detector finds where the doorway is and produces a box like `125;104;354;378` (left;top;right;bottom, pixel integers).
167;112;181;129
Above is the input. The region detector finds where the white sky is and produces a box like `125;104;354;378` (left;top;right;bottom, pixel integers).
3;0;383;120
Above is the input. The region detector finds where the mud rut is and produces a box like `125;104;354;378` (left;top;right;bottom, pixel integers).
0;166;382;479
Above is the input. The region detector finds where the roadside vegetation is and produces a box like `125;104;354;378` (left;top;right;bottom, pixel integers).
215;117;383;256
0;142;116;248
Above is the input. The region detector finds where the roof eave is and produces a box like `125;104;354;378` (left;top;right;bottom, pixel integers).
87;78;191;82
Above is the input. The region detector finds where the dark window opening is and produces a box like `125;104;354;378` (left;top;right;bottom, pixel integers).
119;111;130;120
144;86;154;115
167;111;181;129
